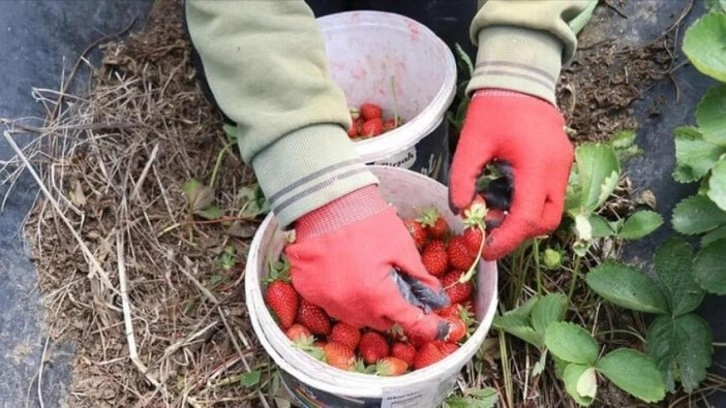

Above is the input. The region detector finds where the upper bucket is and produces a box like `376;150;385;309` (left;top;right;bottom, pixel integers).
245;166;498;407
317;11;457;180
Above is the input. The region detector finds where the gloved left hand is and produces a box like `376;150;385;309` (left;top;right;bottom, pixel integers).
284;185;451;341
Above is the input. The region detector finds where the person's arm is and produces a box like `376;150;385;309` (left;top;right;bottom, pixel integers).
467;0;598;104
184;0;377;229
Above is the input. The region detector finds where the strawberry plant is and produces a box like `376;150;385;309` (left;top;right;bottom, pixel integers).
670;9;726;295
585;237;713;394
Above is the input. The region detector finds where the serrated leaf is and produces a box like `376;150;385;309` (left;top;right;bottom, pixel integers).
577;367;598;399
596;348;665;403
545;322;598;365
445;387;498;408
574;213;592;241
647;314;712;393
611;130;636;149
673;126;725;183
654;237;704;317
617;211;663;240
531;294;568;336
682;13;726;82
702;225;726;247
671;195;726;235
575;143;621;213
562;364;595;406
585;261;669;314
182;179;215;212
693;238;726;295
493;315;542;348
589;215;615;238
697;85;726;146
240;370;261;387
195;206;224;220
708;159;726;211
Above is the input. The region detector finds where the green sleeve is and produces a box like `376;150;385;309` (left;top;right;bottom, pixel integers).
468;0;598;105
185;0;377;229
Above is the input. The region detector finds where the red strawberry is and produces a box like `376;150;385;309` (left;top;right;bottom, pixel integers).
323;342;355;371
403;219;428;250
462;227;484;256
297;299;332;336
383;118;398;132
434;341;460;356
444;316;467;343
413;342;446;369
391;342;417;367
376;356;409;376
347;117;363;138
285;324;312;343
329;322;361;351
359;332;390;364
360;118;384;137
360;103;382;120
436;303;462;318
440;271;473;304
447;236;476;270
421;240;448;277
264;281;299;330
314;340;327;348
418;208;449;240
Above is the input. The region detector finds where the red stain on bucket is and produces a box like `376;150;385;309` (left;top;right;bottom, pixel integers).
406;20;420;41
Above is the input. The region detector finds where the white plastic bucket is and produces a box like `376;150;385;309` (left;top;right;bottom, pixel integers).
317;11;458;185
246;166;498;408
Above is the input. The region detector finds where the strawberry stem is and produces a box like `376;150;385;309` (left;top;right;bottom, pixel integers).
459;222;485;284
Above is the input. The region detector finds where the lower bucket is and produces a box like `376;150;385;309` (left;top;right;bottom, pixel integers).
245;166;498;408
317;11;458;185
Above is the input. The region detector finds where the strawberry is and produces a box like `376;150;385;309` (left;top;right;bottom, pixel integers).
297;299;331;336
329;322;361;351
434;341;460;356
413;342;446;369
360;118;384;137
391;342;417;367
444;316;467;343
264;281;299;330
347;117;363;138
359;332;390;364
285;324;313;343
376;356;409;376
436;303;462;318
421;240;448;277
403;219;428;250
440;271;473;304
462;227;484;256
447;236;476;270
383;118;398;132
418;207;449;240
323;342;355;371
360;103;382;120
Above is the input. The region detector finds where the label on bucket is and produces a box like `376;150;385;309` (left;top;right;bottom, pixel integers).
380;384;438;408
373;148;417;170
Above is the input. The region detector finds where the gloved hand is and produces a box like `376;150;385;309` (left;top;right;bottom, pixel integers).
284;185;451;341
449;89;574;260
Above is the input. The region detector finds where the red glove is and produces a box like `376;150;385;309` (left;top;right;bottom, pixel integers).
449;90;574;260
284;186;451;341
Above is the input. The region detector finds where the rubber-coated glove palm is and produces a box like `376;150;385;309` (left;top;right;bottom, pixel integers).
285;185;451;341
449;90;574;260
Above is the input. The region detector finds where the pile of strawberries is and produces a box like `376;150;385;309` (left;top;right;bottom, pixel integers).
263;203;487;376
347;102;402;140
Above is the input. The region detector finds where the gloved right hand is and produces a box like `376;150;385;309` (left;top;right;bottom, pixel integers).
284;185;452;342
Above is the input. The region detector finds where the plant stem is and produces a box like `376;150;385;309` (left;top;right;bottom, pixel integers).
209;141;234;190
713;342;726;347
533;239;543;295
596;329;646;343
567;255;583;301
499;331;514;408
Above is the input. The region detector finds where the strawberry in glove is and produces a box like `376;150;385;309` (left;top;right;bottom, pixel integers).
184;0;595;341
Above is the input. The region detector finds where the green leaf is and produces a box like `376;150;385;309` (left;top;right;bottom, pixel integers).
240;370;261;387
596;348;665;403
673;126;725;183
576;367;598;400
575;143;621;213
493;315;542;348
544;322;599;365
454;43;474;77
195;206;225;220
697;85;726;146
616;211;663;240
647;314;713;393
702;225;726;247
531;293;568;336
693;238;726;295
589;215;616;238
610;130;637;149
444;387;497;408
222;123;238;142
705;0;726;12
653;238;704;317
671;195;726;235
708;159;726;211
182;179;215;212
585;261;669;314
238;184;270;217
562;364;596;406
574;213;592;241
682;13;726;82
532;350;548;377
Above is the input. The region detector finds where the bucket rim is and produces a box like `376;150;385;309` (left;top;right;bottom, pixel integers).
245;166;499;399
